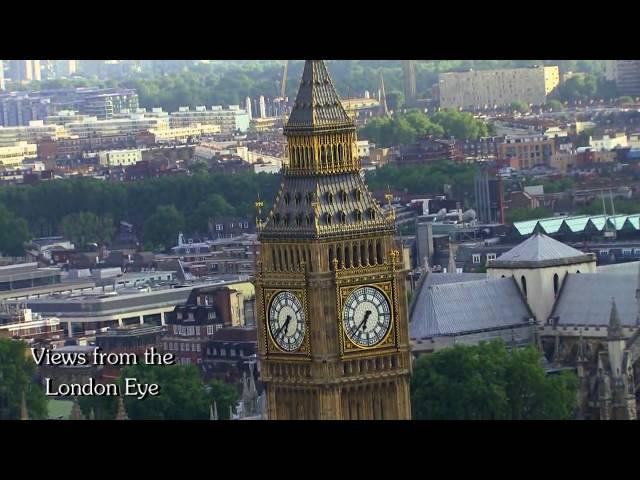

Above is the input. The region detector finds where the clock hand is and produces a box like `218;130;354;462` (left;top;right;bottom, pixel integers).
355;310;373;333
276;315;292;339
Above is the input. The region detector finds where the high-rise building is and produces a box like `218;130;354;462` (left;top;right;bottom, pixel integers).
258;95;266;118
254;60;412;420
615;60;640;97
437;65;560;110
54;60;77;77
245;96;252;121
402;60;417;108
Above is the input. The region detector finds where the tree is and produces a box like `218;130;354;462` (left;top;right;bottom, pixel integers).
120;363;211;420
190;161;209;175
0;204;30;257
208;379;239;420
505;207;553;223
0;338;48;420
510;100;530;113
60;212;114;249
78;393;117;420
545;99;564;112
411;341;578;420
431;109;489;140
143;205;185;251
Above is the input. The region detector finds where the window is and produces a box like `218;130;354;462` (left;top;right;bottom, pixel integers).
521;276;527;297
599;249;609;256
486;253;497;262
211;347;217;355
472;254;481;264
196;344;201;352
220;348;226;356
623;248;632;256
207;325;214;335
554;273;559;296
195;326;201;336
215;224;223;231
230;348;236;356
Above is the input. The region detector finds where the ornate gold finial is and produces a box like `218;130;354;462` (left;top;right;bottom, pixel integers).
384;186;395;221
255;194;264;231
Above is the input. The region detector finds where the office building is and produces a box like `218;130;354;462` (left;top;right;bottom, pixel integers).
436;65;560;110
170;106;250;133
615;60;640;97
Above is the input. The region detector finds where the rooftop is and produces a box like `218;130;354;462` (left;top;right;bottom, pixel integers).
410;276;532;339
489;233;594;268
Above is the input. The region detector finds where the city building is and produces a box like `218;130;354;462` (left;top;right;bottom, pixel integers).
589;132;629;151
0;121;65;147
0;60;4;91
7;60;40;83
98;148;142;167
54;60;77;78
95;324;164;380
161;233;258;278
43;110;94;125
0;141;37;168
615;60;640;97
170;106;250;133
65;112;169;137
498;134;556;170
147;123;221;143
436;65;560;110
341;97;381;126
0;93;54;127
410;232;640;419
403;61;417;108
255;60;412;420
12;278;253;337
0;303;63;343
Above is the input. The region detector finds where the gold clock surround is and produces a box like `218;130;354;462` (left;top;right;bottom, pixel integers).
262;287;311;358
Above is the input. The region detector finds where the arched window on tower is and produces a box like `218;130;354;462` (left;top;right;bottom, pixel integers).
329;247;334;271
521;276;527;298
345;245;351;268
376;241;383;264
553;273;559;297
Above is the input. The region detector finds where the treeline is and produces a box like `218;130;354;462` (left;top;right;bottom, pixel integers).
366;161;479;202
359;109;494;147
0;162;480;254
15;60;610;113
0;172;281;253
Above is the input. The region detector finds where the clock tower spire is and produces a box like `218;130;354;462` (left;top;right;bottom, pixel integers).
254;60;412;420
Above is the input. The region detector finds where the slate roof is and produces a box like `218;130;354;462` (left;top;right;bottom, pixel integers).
410;276;532;339
260;172;394;240
597;261;640;274
284;60;354;134
551;272;640;326
490;233;594;268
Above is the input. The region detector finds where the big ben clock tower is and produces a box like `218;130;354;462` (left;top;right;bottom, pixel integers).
254;60;412;420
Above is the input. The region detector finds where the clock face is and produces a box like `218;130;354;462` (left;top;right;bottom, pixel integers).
268;291;305;352
342;286;392;348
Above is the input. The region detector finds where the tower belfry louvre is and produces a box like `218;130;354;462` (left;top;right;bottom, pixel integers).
254;60;412;420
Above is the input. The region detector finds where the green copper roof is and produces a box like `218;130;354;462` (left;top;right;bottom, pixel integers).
536;217;565;234
560;215;591;232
